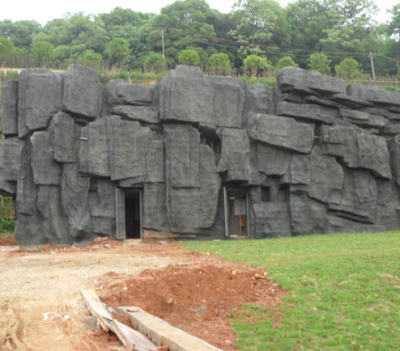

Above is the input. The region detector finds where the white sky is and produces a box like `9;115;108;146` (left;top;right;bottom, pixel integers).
0;0;398;26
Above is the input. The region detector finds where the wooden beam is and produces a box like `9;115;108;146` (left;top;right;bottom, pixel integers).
118;306;222;351
81;289;112;332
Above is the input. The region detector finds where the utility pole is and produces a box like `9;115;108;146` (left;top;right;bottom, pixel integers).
161;29;165;59
370;51;376;82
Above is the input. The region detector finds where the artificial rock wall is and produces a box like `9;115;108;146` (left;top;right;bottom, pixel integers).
1;64;400;245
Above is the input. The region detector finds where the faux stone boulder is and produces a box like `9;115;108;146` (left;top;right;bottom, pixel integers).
89;179;116;235
276;101;339;124
339;109;387;129
329;168;378;224
256;144;293;177
1;80;19;136
18;68;63;137
63;64;103;119
165;124;200;188
79;118;110;177
108;117;151;181
61;163;92;239
0;137;24;182
246;84;274;115
30;131;61;185
159;65;214;130
277;66;346;95
388;135;400;186
16;141;38;215
37;186;70;244
290;193;327;235
143;183;169;232
50;112;76;163
111;105;159;124
199;145;220;228
290;147;344;205
322;122;391;179
217;128;251;182
347;84;400;107
105;80;153;106
208;76;246;128
247;112;314;154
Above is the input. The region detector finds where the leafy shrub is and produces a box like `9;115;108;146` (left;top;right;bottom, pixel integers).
0;219;15;233
117;70;129;81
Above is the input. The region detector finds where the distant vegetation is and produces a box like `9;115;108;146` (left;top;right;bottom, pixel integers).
0;0;400;79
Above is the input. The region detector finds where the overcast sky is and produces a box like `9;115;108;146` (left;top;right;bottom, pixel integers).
0;0;398;26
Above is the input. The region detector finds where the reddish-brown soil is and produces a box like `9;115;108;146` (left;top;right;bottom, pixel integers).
0;238;285;351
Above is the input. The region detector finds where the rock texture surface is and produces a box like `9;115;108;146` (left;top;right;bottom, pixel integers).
2;64;400;245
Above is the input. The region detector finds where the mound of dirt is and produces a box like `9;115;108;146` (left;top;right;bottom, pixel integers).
99;263;286;350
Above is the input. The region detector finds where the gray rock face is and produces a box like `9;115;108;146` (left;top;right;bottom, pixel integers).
143;183;169;232
105;80;153;106
89;179;116;235
246;84;274;115
347;84;400;107
63;64;103;119
329;168;377;223
256;144;293;176
0;138;24;182
30;131;61;185
111;105;159;124
4;64;400;245
1;80;19;136
290;147;343;205
50;112;76;163
16;141;38;215
18;69;63;137
37;185;70;244
247;112;314;154
277;66;346;95
209;77;246;128
290;194;327;235
159;65;214;129
79;118;110;177
165;124;200;188
199;145;220;228
340;109;387;129
61;163;92;239
109;117;151;181
322;122;391;179
277;101;339;124
217;128;251;181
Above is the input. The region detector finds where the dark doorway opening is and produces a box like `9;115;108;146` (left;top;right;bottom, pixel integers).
224;188;249;238
125;191;141;239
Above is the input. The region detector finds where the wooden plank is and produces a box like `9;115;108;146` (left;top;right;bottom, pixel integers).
118;306;222;351
110;319;158;351
81;289;113;332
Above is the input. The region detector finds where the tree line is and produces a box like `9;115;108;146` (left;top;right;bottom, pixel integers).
1;0;400;78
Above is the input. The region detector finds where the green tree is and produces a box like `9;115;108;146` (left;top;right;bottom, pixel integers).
208;52;231;75
335;57;361;79
31;41;55;67
178;49;200;66
0;20;41;48
106;37;131;68
0;37;16;66
77;50;103;70
243;54;268;77
147;0;219;66
308;53;331;74
144;51;167;72
276;56;298;69
230;0;290;64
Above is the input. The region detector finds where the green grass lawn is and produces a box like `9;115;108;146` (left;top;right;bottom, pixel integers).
183;232;400;350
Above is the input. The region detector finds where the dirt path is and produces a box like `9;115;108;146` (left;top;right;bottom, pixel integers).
0;239;285;351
